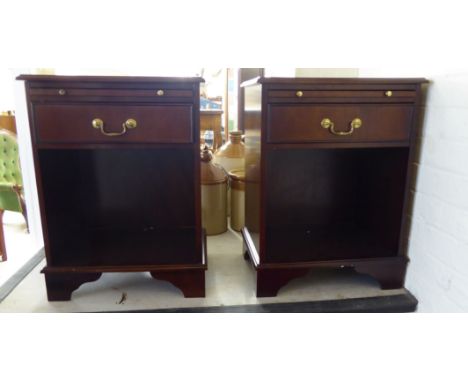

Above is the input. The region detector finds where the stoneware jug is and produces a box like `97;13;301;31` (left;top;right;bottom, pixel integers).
201;147;228;235
213;131;245;215
228;169;245;232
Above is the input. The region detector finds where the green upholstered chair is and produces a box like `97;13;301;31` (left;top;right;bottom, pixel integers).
0;129;28;262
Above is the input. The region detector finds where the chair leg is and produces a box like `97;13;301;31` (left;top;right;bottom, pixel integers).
19;195;29;233
12;186;29;233
0;210;7;262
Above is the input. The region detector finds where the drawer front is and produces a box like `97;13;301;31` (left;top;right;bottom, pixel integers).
268;89;416;103
29;88;193;100
267;104;413;143
34;104;193;144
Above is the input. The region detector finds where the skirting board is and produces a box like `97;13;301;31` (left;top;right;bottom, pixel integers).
100;291;418;313
0;248;45;303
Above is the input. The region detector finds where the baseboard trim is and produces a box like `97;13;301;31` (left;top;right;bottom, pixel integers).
100;290;418;313
0;248;45;303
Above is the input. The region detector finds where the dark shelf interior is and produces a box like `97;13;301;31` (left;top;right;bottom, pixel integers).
39;147;199;266
265;147;409;263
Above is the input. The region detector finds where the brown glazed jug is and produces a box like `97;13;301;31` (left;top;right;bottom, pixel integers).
214;131;245;171
213;131;245;216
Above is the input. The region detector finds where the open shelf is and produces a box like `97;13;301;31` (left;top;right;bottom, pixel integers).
265;147;409;263
47;226;199;267
265;224;396;262
38;147;200;267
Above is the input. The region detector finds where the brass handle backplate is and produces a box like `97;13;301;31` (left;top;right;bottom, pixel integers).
92;118;104;129
350;118;362;130
321;118;334;130
124;118;138;129
321;117;362;136
92;118;137;137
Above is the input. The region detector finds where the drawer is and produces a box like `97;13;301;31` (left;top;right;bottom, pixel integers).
34;104;193;144
267;104;413;143
29;87;193;99
268;89;416;103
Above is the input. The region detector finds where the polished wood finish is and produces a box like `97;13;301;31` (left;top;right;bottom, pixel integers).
256;268;309;298
244;77;427;85
151;270;205;298
268;89;416;101
19;75;206;300
29;88;193;98
43;272;102;301
17;74;204;84
267;105;412;143
35;104;193;144
242;77;427;297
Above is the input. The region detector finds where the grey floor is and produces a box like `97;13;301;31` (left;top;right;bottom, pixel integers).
0;212;36;287
0;228;404;312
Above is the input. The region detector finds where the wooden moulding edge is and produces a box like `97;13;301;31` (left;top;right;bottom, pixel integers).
241;224;409;273
241;227;260;268
256;256;409;270
41;230;208;274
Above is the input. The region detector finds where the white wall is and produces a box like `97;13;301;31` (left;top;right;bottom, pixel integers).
14;79;44;252
0;69;17;110
0;68;44;253
295;68;359;78
361;68;468;312
264;68;358;78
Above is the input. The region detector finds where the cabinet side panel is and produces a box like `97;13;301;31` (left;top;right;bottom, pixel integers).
398;84;424;257
244;84;262;254
192;83;202;257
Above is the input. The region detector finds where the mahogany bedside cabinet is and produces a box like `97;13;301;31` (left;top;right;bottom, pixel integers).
241;77;428;297
18;75;207;300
